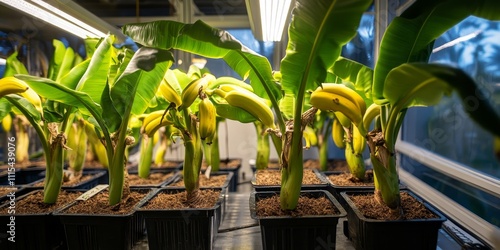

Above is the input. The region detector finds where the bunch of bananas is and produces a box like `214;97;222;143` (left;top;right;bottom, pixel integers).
211;83;276;129
180;74;216;109
141;110;174;137
198;97;217;141
0;76;43;113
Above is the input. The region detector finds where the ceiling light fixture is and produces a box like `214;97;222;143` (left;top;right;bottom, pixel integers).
245;0;294;42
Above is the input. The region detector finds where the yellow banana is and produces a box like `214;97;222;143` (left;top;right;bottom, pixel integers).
352;124;366;155
303;126;317;149
0;76;29;98
332;117;346;149
211;77;254;92
319;83;367;115
158;79;182;108
180;74;216;109
363;103;381;133
141;110;173;137
198;98;217;141
222;89;276;129
19;87;43;114
1;114;12;132
154;136;168;165
310;87;364;132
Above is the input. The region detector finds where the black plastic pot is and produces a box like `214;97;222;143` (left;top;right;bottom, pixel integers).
341;190;447;250
215;158;241;192
0;167;45;187
0;189;83;250
250;190;346;250
251;169;329;192
53;187;152;250
136;187;223;250
321;171;375;208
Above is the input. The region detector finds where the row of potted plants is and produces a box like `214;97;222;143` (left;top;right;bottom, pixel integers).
1;0;500;249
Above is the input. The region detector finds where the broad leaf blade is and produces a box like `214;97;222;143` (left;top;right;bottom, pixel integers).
122;20;280;101
280;0;372;95
108;47;173;130
4;51;28;76
332;57;373;101
16;75;102;118
373;0;500;104
385;63;500;137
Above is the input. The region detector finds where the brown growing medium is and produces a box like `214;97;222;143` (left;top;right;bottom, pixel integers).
256;193;338;217
303;159;350;172
62;190;148;215
255;169;324;186
154;160;182;169
128;172;175;186
0;190;82;214
0;187;16;197
202;158;242;170
33;174;94;187
170;174;227;187
349;192;439;221
327;171;374;186
142;189;221;209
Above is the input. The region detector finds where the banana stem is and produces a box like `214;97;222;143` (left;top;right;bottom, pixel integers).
43;138;65;204
182;112;202;195
138;135;154;178
108;121;129;206
210;120;220;171
254;121;270;170
280;134;303;210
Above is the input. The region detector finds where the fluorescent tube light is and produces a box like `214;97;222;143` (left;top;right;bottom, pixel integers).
0;0;125;42
245;0;293;42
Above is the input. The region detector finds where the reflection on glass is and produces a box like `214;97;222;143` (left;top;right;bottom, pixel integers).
401;16;500;226
342;14;375;68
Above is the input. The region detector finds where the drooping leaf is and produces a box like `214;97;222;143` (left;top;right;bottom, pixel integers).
15;75;102;118
385;63;500;137
280;0;372;95
122;20;280;101
4;95;42;123
373;0;500;104
107;47;173;130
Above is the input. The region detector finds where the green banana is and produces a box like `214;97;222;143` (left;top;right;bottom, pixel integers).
310;84;366;134
303;126;317;149
345;141;366;181
332;117;346;149
198;97;217;141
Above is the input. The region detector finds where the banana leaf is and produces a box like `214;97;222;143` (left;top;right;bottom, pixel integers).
47;39;75;82
373;0;500;104
385;63;500;138
280;0;372;95
332;57;373;101
121;20;281;102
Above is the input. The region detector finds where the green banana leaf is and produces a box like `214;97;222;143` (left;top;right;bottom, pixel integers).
0;99;11;120
212;100;257;124
47;39;76;82
333;57;373;101
373;0;500;104
280;0;372;95
121;20;281;102
60;59;91;90
4;51;28;77
108;47;174;124
385;63;500;138
15;75;102;119
74;36;115;103
3;95;43;125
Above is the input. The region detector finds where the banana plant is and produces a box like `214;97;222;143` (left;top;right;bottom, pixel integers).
310;0;500;216
122;0;371;210
11;36;172;206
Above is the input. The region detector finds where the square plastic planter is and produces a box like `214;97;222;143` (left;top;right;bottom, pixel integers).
251;169;329;192
0;189;83;250
250;190;347;250
136;187;223;250
321;171;375;208
341;190;447;250
0;167;45;187
53;187;152;250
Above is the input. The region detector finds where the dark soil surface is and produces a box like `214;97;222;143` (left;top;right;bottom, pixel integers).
62;190;148;215
349;191;440;220
128;172;175;186
254;169;324;186
33;174;94;187
142;189;221;209
255;193;339;217
170;174;227;187
327;171;374;186
303;159;350;172
0;190;82;214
